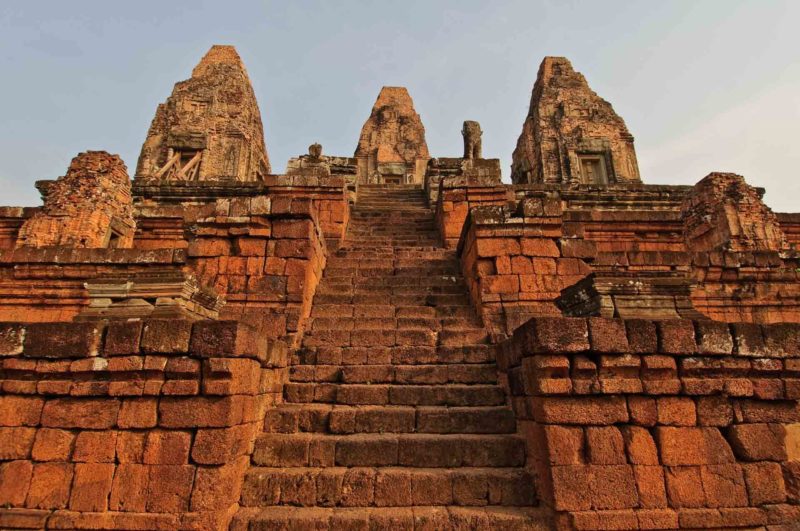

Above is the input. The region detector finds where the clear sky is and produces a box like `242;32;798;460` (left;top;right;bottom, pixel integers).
1;0;798;211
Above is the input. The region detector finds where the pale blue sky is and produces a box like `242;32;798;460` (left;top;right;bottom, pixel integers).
1;1;799;210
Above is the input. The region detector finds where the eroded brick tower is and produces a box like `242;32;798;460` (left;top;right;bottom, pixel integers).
0;48;799;531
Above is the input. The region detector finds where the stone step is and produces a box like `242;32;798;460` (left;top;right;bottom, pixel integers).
263;404;517;434
284;383;506;406
330;250;452;260
311;293;472;307
233;506;550;530
325;257;457;269
317;276;462;288
315;286;466;298
308;316;483;332
239;466;536;508
343;240;442;247
347;224;437;230
301;328;489;348
251;433;526;468
352;208;431;214
349;216;433;223
293;345;496;366
289;363;498;385
323;266;460;278
310;304;478;320
343;237;440;243
335;245;446;253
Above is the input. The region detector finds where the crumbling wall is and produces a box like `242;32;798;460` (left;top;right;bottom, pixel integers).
682;173;787;253
16;152;135;249
0;319;287;530
498;316;800;529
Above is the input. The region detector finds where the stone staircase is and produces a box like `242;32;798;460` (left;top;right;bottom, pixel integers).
233;185;548;530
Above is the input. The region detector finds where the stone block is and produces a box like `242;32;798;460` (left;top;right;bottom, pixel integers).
532;396;628;425
190;320;268;361
31;428;74;462
695;321;733;355
524;317;589;354
621;426;659;465
665;466;706;508
26;462;73;509
657;320;696;354
586;426;626;465
541;424;584;465
146;464;195;512
700;464;748;508
656;397;697;426
625;320;657;354
726;423;787;461
0;426;36;460
73;430;117;462
143;430;191;464
732;323;767;357
190;457;249;511
141;319;193;354
69;463;114;511
627;396;657;427
743;462;786;505
104;321;143;356
109;463;148;512
115;431;146;463
656;427;734;466
23;322;103;359
0;460;33;506
763;323;800;357
696;396;734;427
41;398;120;429
588;318;629;353
634;465;668;508
192;424;256;465
117;398;157;429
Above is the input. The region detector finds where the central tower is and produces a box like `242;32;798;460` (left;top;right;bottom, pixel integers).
354;86;430;185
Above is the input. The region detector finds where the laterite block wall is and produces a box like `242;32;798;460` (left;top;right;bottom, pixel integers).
499;316;800;530
0;320;287;530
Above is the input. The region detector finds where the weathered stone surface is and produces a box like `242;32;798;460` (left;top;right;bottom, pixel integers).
354;86;429;185
135;45;270;182
511;56;640;185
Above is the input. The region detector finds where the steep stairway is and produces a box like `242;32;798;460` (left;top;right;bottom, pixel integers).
233;185;548;530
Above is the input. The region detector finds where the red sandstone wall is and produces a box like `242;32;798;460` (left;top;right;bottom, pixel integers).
691;251;800;324
459;199;593;336
499;316;800;529
0;319;287;530
435;179;510;248
186;197;326;345
0;248;186;323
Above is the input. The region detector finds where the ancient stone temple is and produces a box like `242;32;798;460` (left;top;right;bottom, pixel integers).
135;45;271;183
511;57;640;185
354;86;430;185
1;47;800;531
